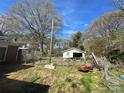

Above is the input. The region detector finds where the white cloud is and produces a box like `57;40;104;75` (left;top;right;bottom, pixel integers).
84;23;88;27
63;30;79;35
64;23;71;27
61;8;75;16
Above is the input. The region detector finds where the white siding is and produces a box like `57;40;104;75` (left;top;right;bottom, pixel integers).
63;51;73;58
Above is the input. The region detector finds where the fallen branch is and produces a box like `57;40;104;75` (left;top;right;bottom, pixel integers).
91;52;122;93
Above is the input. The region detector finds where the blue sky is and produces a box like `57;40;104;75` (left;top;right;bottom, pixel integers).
53;0;117;39
0;0;117;39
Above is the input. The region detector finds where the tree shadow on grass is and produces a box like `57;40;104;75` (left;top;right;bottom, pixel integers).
0;64;50;93
0;64;34;77
0;78;50;93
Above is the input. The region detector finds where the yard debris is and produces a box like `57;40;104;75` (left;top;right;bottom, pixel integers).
120;75;124;80
44;63;56;69
91;52;122;93
93;67;100;73
78;65;93;72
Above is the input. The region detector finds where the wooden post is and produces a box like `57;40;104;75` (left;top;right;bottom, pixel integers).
92;52;99;65
49;19;54;63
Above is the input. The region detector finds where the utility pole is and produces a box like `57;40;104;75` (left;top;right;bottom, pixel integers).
49;19;54;63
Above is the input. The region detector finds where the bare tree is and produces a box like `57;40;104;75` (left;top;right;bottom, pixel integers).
0;15;21;36
10;0;63;55
113;0;124;11
84;11;124;55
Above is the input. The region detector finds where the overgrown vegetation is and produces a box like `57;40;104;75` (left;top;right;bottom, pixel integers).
83;10;124;64
80;72;112;93
1;58;120;93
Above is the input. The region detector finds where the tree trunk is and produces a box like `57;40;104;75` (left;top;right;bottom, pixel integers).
40;40;44;56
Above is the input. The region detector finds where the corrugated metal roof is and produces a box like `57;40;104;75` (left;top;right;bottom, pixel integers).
0;36;20;46
63;48;84;53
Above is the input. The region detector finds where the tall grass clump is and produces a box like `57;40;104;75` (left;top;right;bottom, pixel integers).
81;73;93;93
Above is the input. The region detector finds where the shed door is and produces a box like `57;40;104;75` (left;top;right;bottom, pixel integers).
0;47;6;62
17;49;23;62
73;53;82;57
6;46;18;63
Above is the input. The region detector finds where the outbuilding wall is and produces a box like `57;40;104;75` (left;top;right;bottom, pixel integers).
63;49;83;59
6;45;18;63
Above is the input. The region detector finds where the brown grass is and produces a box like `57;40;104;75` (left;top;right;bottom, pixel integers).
0;58;118;93
0;58;83;93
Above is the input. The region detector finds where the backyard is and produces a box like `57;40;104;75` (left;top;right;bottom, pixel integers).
0;58;123;93
0;0;124;93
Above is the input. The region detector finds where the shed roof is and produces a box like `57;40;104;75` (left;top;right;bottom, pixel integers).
63;48;84;53
0;41;20;46
0;36;22;47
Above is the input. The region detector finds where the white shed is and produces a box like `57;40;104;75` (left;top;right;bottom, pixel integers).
63;48;85;59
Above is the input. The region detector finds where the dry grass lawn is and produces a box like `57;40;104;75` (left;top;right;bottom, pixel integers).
0;58;119;93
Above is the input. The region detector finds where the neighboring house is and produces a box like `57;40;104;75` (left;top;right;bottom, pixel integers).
0;36;19;63
63;48;85;59
54;42;64;49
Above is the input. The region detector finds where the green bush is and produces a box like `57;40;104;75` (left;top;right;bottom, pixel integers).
107;49;124;64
